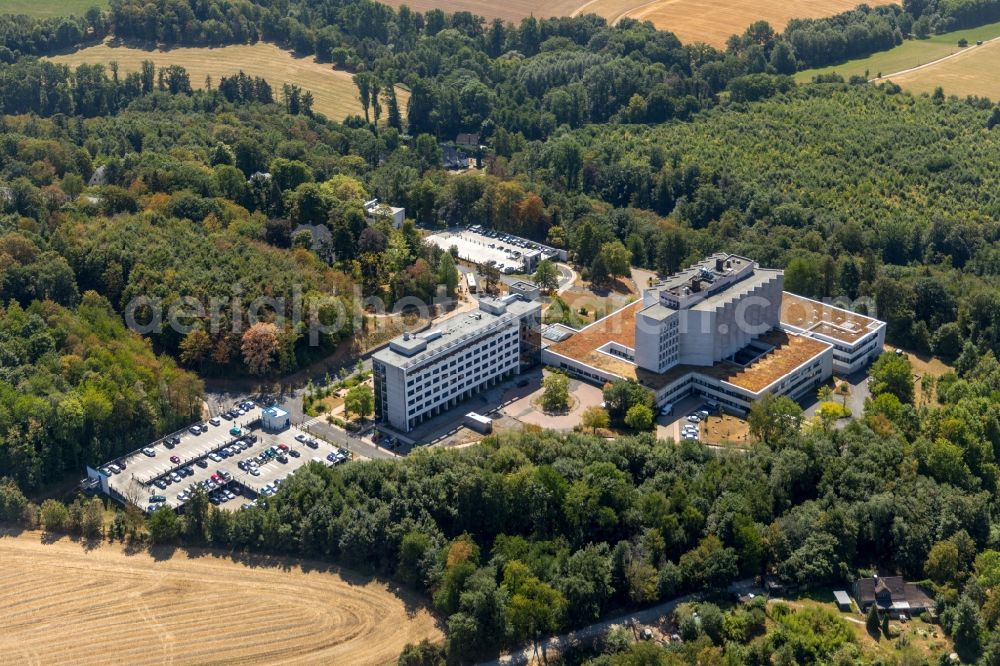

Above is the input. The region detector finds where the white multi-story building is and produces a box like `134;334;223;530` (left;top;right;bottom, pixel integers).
373;296;541;432
542;254;885;415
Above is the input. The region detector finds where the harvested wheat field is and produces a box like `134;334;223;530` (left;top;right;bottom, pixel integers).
378;0;585;22
47;41;408;121
886;37;1000;99
0;530;442;665
377;0;862;47
621;0;861;46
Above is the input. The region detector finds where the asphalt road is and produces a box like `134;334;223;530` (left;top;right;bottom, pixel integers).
299;416;398;461
477;579;755;666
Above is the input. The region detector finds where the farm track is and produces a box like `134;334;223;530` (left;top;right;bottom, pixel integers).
0;529;442;666
881;34;1000;97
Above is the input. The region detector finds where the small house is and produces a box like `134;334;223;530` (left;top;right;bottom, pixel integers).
853;576;934;618
363;199;405;228
262;405;290;432
833;590;852;612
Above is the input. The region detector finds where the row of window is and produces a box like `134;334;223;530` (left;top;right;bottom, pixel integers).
408;355;516;406
406;330;518;387
408;357;518;413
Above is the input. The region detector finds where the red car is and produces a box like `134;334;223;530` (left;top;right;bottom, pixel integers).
211;474;221;483
170;455;181;464
277;443;289;452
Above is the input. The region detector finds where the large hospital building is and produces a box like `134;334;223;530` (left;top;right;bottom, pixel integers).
373;253;885;433
542;253;885;415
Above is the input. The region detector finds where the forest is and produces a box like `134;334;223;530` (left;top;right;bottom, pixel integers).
5;350;1000;663
3;0;1000;662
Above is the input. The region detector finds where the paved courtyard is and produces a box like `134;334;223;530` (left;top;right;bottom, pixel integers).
503;371;604;431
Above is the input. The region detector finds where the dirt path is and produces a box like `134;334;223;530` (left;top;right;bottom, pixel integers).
0;530;442;665
478;578;754;665
875;35;1000;81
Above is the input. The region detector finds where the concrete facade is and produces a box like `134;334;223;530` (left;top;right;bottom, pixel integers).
540;254;880;416
373;296;541;433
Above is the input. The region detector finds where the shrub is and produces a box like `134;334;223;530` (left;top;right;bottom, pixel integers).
40;499;69;532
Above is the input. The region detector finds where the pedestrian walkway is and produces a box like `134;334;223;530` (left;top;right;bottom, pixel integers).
300;415;326;429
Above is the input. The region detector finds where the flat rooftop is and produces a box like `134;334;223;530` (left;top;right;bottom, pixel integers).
374;297;538;368
548;298;830;394
721;330;830;393
656;253;753;298
425;230;528;273
781;292;883;345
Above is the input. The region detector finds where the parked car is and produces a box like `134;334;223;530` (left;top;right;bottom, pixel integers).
209;417;221;426
170;455;181;464
100;466;113;476
221;411;233;420
306;439;319;449
288;449;300;458
177;492;189;502
164;438;175;449
277;454;288;463
189;425;202;435
196;458;209;468
154;479;167;489
149;495;167;503
277;443;289;452
294;433;307;443
208;452;221;462
687;415;700;423
142;447;156;457
249;468;260;476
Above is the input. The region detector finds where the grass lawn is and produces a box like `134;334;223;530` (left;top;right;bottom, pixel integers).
775;591;952;662
2;0;106;17
796;20;1000;83
888;36;1000;98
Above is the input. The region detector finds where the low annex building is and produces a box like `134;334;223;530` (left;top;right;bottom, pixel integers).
541;254;885;414
373;295;541;432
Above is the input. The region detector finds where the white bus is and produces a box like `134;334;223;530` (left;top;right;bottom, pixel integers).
466;272;477;294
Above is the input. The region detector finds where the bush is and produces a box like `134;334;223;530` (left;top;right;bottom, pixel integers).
40;499;69;532
541;372;570;412
148;506;180;543
624;404;654;431
0;478;28;523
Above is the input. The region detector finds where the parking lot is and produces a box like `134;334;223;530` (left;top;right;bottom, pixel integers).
657;396;719;444
101;402;351;513
426;228;542;274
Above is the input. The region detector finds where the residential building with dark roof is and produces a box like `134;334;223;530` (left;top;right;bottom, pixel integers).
853;576;935;617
